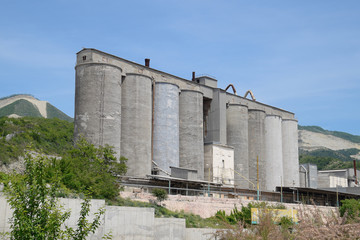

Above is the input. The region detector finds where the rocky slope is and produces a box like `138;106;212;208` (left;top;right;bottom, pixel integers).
299;129;360;151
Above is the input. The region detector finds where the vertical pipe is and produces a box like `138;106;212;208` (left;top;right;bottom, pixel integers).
151;79;155;163
354;159;358;184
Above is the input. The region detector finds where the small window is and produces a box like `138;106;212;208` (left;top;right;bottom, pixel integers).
82;56;87;61
222;160;225;168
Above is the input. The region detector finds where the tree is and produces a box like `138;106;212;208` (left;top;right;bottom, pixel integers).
4;153;106;240
340;199;360;221
58;138;127;200
152;188;168;204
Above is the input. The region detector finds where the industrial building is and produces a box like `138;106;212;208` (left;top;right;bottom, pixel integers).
74;48;300;192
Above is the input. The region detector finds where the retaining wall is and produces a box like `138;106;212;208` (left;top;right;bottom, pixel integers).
0;196;215;240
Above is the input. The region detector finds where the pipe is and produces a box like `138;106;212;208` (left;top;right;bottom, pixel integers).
225;84;236;95
354;159;357;184
145;58;150;67
151;78;155;164
152;160;171;176
244;90;256;101
300;165;308;188
192;72;195;81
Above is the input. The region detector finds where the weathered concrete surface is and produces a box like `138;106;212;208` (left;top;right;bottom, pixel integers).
121;73;152;177
74;63;122;159
186;228;217;240
264;115;283;191
204;143;234;185
105;206;155;240
205;89;227;145
153;82;180;174
248;109;266;192
179;90;204;180
154;218;186;240
226;104;249;188
1;196;220;240
282;119;300;187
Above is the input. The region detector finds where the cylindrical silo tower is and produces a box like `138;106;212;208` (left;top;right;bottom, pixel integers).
282;119;300;187
264;115;283;191
226;104;249;189
179;90;204;180
121;73;152;177
248;109;266;191
153;82;180;175
74;63;122;159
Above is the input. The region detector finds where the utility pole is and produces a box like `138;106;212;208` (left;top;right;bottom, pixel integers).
257;155;260;201
280;175;283;203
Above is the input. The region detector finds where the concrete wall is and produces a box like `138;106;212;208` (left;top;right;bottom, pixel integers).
205;89;227;145
0;197;215;240
204;144;234;185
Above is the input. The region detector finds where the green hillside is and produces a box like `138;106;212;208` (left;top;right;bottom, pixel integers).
0;94;73;122
0;99;42;118
0;117;74;165
299;148;360;170
299;125;360;144
46;102;73;122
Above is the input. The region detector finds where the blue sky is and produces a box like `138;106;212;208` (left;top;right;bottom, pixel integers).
1;0;360;135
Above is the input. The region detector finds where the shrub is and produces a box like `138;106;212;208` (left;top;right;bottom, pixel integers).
152;188;168;203
340;199;360;221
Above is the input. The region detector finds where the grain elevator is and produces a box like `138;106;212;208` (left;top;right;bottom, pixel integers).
74;48;299;191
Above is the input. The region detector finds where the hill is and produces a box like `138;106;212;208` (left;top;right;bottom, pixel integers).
0;94;72;122
298;125;360;170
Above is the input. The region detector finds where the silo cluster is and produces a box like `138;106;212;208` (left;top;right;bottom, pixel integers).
74;48;300;191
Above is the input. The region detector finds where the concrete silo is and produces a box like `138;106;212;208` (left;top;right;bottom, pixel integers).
74;63;122;159
264;115;283;191
153;82;180;175
248;109;266;191
179;90;204;180
226;104;249;189
282;119;300;187
121;73;152;177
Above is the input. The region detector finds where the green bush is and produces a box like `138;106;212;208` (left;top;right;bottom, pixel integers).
152;188;168;203
340;199;360;221
56;138;127;200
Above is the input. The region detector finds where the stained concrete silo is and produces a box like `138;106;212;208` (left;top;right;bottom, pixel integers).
264;115;283;191
153;82;180;175
282;119;300;187
179;90;204;180
248;109;266;191
226;104;249;188
74;63;122;159
121;73;152;177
